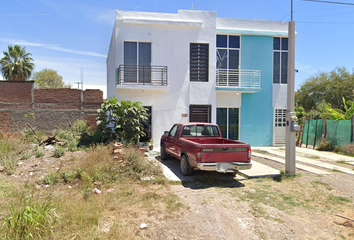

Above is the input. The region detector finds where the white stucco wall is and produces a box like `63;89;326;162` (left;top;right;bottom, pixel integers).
217;18;288;36
106;9;291;148
107;10;217;148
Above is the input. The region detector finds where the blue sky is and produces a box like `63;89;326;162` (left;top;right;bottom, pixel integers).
1;0;354;98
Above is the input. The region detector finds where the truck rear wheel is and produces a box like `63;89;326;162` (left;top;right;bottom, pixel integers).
160;143;168;160
180;155;193;176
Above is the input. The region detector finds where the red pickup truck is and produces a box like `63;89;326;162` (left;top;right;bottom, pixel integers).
160;123;252;176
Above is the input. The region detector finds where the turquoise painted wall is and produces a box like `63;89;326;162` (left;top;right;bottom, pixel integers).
240;35;273;146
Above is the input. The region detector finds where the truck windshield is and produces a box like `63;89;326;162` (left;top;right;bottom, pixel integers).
181;125;220;137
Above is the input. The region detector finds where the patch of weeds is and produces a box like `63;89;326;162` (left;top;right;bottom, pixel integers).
67;139;79;152
69;155;77;162
341;143;354;156
33;145;44;158
3;194;58;240
254;150;268;154
53;146;65;158
311;181;333;191
21;151;31;160
332;169;343;173
262;184;272;189
317;139;334;151
0;154;19;175
336;161;346;164
326;194;351;205
165;194;183;211
305;155;320;159
62;171;74;183
333;146;343;153
43;173;59;185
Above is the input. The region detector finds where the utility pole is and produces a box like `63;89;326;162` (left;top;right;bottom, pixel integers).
285;0;297;175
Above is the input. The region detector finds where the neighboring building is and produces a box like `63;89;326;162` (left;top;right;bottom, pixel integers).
107;10;289;148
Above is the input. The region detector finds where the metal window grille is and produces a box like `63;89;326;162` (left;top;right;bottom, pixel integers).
190;43;209;82
275;109;287;127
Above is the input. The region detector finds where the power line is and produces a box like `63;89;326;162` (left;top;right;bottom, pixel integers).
298;20;354;23
302;0;354;6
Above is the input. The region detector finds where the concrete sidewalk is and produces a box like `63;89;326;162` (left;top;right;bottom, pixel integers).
146;151;280;181
253;146;354;175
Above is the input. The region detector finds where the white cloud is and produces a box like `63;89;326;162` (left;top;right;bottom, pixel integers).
0;38;107;58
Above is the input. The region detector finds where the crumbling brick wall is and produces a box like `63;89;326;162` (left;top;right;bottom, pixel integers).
0;81;104;134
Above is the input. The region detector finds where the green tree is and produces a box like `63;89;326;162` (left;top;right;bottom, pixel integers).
97;97;148;144
0;45;34;81
323;97;354;120
33;68;71;88
295;67;354;111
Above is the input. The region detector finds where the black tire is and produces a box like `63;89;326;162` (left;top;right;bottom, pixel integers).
160;143;168;160
180;154;193;176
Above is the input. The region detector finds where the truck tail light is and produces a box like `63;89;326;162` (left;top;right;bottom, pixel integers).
196;148;202;161
247;147;251;162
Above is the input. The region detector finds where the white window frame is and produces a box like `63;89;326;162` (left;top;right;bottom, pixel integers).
122;40;152;65
216;35;241;86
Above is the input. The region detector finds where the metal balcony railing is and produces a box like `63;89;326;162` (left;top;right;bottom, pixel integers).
117;65;168;86
216;69;261;88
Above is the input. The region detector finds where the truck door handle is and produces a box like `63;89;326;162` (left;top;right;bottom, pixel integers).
222;147;229;151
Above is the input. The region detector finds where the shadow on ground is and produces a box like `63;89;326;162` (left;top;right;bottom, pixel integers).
155;155;245;190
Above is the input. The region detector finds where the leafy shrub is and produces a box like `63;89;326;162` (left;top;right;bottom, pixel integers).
3;195;57;239
97;97;148;145
317;139;334;151
72;120;89;135
78;126;111;147
333;146;343;153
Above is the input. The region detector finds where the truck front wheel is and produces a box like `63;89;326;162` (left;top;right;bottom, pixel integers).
180;155;193;176
160;143;168;160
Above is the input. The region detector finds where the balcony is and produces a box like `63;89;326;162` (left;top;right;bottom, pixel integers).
117;65;168;89
216;69;261;92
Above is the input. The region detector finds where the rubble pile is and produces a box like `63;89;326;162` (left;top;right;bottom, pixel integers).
112;142;125;164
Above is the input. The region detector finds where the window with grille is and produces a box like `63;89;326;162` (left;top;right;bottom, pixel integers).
190;105;211;123
275;109;287;127
190;43;209;82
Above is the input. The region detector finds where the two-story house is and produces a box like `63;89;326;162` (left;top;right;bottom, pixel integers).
107;10;289;148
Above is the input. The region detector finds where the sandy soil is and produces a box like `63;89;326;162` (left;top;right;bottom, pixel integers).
2;147;354;240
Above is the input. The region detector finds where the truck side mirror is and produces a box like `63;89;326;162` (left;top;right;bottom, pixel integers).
164;131;169;136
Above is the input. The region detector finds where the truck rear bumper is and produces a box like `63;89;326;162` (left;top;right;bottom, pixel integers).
196;162;252;172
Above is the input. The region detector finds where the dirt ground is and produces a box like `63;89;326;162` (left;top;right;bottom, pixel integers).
2;147;354;240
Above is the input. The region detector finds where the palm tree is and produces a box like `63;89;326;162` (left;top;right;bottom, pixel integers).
0;45;34;81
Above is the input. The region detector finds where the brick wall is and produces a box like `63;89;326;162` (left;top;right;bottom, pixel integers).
0;81;104;134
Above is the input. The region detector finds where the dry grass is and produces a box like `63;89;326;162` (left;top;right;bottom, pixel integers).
0;142;183;239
